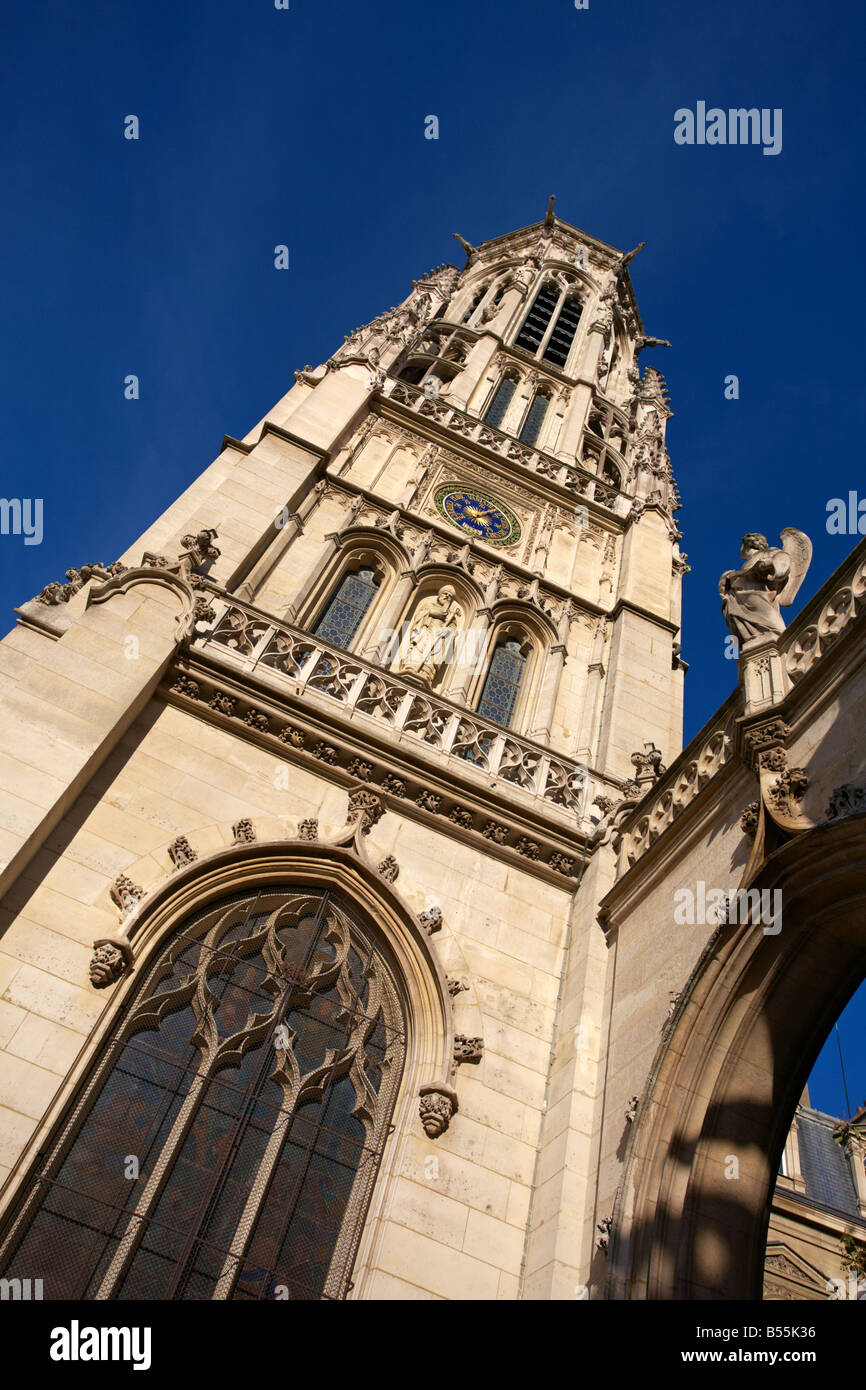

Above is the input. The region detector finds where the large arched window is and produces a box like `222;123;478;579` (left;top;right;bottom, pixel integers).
519;391;550;446
483;375;518;429
476;639;527;727
0;886;405;1300
514;284;583;369
314;568;380;649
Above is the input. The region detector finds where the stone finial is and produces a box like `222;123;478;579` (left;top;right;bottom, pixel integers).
419;1084;459;1139
630;742;666;786
89;938;135;990
181;527;221;567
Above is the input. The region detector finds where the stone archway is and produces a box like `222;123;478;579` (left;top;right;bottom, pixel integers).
608;811;866;1300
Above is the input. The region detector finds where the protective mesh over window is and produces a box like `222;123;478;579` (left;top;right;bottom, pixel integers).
477;639;526;728
483;377;517;429
0;887;405;1301
519;393;550;446
314;569;379;649
542;297;582;368
514;284;559;354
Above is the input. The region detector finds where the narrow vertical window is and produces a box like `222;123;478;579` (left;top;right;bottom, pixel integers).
314;568;379;649
519;392;550;446
462;289;485;324
514;284;559;354
483;376;517;429
543;297;582;367
477;639;526;728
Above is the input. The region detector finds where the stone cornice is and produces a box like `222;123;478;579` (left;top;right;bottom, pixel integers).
222;422;331;460
608;597;680;634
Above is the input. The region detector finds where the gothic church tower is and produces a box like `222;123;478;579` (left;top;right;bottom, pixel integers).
0;204;684;1299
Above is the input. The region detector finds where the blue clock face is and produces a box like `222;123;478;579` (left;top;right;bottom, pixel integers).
434;485;521;547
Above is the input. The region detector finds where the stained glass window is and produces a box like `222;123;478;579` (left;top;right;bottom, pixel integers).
0;887;405;1301
519;392;550;446
543;297;582;368
314;568;379;650
514;284;559;354
476;639;526;728
484;376;517;429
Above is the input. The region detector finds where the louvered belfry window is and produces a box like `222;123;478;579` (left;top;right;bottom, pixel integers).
0;887;405;1300
542;297;582;367
314;568;379;650
514;284;559;354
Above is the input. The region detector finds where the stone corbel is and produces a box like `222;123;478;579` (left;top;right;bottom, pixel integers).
738;717;814;887
89;937;135;990
418;1083;459;1139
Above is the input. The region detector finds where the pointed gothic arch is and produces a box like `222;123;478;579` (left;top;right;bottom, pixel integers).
0;836;456;1302
607;813;866;1300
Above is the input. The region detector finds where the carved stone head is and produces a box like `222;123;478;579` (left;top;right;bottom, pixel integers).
740;532;768;557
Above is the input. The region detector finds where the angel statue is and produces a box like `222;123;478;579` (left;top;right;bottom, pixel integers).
394;584;464;687
719;529;812;643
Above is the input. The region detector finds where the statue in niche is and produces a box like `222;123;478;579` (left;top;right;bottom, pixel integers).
395;584;464;686
719;530;812;642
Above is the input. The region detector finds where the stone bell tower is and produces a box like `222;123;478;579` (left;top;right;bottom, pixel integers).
0;200;685;1300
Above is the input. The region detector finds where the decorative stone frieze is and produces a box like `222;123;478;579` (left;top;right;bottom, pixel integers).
171;674;200;699
313;742;338;764
826;784;866;821
380;774;407;797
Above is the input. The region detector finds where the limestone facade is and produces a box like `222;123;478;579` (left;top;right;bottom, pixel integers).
0;204;860;1301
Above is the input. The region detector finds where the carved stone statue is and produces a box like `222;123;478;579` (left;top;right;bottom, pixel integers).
395;584;463;686
719;530;812;642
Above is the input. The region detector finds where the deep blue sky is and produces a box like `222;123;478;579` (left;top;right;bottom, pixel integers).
1;0;864;1115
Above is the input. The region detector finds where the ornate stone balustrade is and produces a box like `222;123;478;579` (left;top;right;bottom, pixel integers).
782;551;866;685
193;599;593;819
611;711;738;873
385;379;626;514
